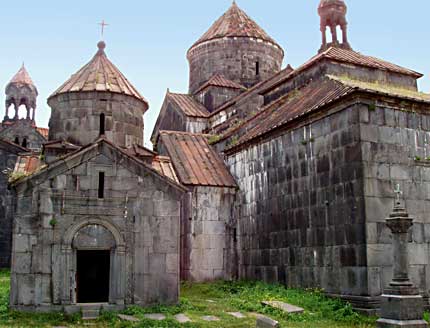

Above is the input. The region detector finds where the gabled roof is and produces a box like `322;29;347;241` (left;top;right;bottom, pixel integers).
125;144;157;158
194;74;246;94
159;131;237;188
0;138;29;154
167;92;210;118
37;127;49;139
11;138;186;194
224;75;430;153
43;140;80;151
190;1;281;51
14;154;42;176
152;156;179;184
262;47;422;93
49;42;147;105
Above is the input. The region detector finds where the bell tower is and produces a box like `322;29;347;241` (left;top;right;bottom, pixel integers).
318;0;351;52
4;64;38;123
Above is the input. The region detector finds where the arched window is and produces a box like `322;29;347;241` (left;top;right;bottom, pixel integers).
14;137;19;145
22;138;27;148
100;113;105;135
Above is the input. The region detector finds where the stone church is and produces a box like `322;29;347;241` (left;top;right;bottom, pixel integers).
2;0;430;315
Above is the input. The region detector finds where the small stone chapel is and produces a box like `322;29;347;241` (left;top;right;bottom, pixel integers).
9;41;186;312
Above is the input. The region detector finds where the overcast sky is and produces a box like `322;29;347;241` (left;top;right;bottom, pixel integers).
0;0;429;147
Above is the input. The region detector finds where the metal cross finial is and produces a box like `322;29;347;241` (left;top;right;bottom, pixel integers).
99;20;109;39
394;184;403;203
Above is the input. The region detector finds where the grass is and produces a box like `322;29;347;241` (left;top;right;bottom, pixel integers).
0;269;379;327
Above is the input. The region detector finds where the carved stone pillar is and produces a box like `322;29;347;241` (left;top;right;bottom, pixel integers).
377;200;428;327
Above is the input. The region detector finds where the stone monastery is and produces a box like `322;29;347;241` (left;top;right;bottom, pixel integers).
1;0;430;315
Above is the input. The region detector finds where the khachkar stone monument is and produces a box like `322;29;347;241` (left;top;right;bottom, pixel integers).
377;187;428;327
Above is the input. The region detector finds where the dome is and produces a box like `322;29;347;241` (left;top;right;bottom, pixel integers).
49;42;147;106
6;64;38;95
190;1;282;51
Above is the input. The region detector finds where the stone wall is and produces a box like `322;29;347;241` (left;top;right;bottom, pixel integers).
194;87;243;113
160;102;206;135
48;91;147;148
0;149;19;268
0;120;46;151
360;102;430;306
10;151;182;311
227;105;368;302
180;186;237;282
187;38;283;94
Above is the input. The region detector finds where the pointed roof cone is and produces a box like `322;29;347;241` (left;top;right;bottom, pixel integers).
190;1;281;50
10;64;35;85
49;41;148;105
7;64;38;94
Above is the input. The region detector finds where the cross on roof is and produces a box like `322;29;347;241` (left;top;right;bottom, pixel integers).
99;20;109;39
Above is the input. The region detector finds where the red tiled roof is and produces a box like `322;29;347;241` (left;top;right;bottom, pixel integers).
14;154;43;176
125;144;157;158
224;77;355;151
194;74;246;94
225;74;430;152
152;156;180;184
50;42;147;105
159;131;237;188
9;65;36;87
43;140;79;151
190;2;281;50
167;92;210;118
37;127;49;139
262;47;422;93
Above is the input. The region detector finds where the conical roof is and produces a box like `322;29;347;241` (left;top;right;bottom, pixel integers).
190;1;280;50
50;41;147;105
7;64;38;93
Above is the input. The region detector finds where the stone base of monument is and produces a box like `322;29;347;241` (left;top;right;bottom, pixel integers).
377;291;428;327
377;319;428;328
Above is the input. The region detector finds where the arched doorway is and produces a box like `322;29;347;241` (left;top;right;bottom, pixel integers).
73;224;115;303
62;218;126;306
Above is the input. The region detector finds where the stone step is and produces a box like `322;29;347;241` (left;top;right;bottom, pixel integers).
262;301;304;314
82;309;100;320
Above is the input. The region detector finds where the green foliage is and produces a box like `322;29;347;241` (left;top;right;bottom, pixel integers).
301;140;308;145
49;218;58;227
227;135;239;148
207;135;221;145
0;270;378;327
368;103;376;111
415;156;422;161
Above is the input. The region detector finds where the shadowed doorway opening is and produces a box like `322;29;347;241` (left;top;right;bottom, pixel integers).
76;250;110;303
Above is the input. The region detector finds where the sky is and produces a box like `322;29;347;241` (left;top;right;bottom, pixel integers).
0;0;429;147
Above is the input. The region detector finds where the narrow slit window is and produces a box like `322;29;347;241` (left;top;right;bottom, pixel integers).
100;113;105;135
256;61;260;76
22;138;27;148
14;137;19;145
98;172;105;199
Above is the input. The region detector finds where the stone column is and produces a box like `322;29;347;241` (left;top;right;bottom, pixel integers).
377;200;428;327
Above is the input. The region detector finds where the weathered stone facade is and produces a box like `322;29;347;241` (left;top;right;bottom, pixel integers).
180;186;237;281
188;38;283;94
10;141;184;311
227;105;367;301
48;92;146;148
0;120;46;150
0;141;26;268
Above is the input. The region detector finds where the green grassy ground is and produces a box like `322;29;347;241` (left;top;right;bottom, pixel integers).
0;269;378;327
